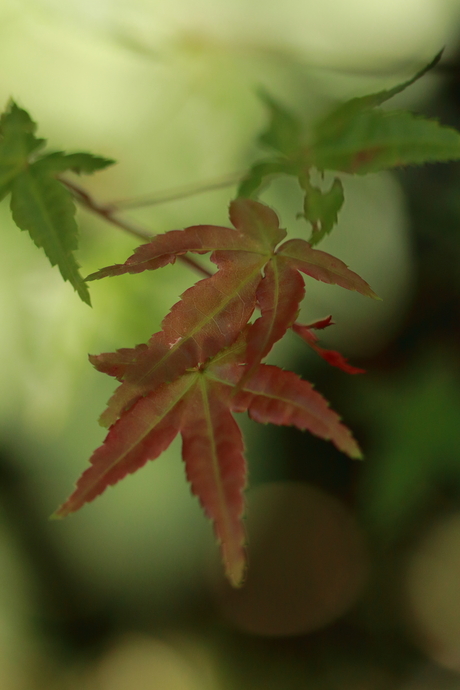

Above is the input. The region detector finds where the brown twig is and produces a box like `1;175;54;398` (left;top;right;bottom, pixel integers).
60;177;213;278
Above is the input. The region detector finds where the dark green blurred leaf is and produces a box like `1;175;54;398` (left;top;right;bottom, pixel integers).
257;90;303;156
312;109;460;174
360;357;460;534
237;93;306;199
34;151;115;175
237;159;299;198
315;51;443;143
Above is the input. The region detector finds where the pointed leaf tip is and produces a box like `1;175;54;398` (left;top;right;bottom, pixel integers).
277;238;379;299
10;170;92;305
49;511;63;521
181;380;247;588
257;90;303;156
292;322;366;375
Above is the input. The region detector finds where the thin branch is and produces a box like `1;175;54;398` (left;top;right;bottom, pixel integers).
60;177;213;278
110;171;243;211
60;177;152;241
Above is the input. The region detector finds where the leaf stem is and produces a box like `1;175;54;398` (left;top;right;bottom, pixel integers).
59;177;213;278
109;171;243;210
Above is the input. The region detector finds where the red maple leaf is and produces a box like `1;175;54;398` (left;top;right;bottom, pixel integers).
87;199;377;425
55;333;361;587
56;199;373;586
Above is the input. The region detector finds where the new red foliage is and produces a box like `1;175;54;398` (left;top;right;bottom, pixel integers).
56;331;361;586
58;199;374;586
88;198;375;414
293;318;366;375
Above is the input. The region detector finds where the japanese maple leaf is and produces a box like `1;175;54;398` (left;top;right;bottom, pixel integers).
292;316;365;374
55;334;362;587
87;199;377;425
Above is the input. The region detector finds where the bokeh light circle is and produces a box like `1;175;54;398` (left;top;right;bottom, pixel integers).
212;481;369;637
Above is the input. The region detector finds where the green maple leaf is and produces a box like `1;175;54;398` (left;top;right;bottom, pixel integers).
0;101;115;305
238;51;460;244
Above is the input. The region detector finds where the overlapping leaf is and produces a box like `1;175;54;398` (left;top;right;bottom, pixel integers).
87;199;376;424
55;332;361;586
96;251;264;427
0;101;114;304
49;48;460;590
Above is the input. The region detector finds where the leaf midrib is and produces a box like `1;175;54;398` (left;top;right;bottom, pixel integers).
207;369;335;434
198;376;234;544
132;256;267;387
15;170;81;279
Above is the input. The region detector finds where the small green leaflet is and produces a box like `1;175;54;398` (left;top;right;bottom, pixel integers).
238;52;460;243
299;173;345;246
0;101;115;305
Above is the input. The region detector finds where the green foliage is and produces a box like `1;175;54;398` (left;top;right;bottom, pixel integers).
312;109;460;173
314;50;443;141
0;100;114;305
357;356;460;536
237;159;296;198
239;50;460;245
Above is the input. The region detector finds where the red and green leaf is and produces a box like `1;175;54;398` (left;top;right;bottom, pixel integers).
87;197;285;281
181;378;247;587
58;325;362;586
245;258;305;369
98;252;264;427
89;200;376;428
54;373;194;517
86;224;252;280
89;343;149;380
312;109;460;174
277;238;378;298
207;358;362;459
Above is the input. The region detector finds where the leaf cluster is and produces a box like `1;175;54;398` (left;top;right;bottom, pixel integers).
55;197;370;585
239;51;460;245
2;53;460;586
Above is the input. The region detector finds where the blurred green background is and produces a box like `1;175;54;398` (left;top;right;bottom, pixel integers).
3;0;460;687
